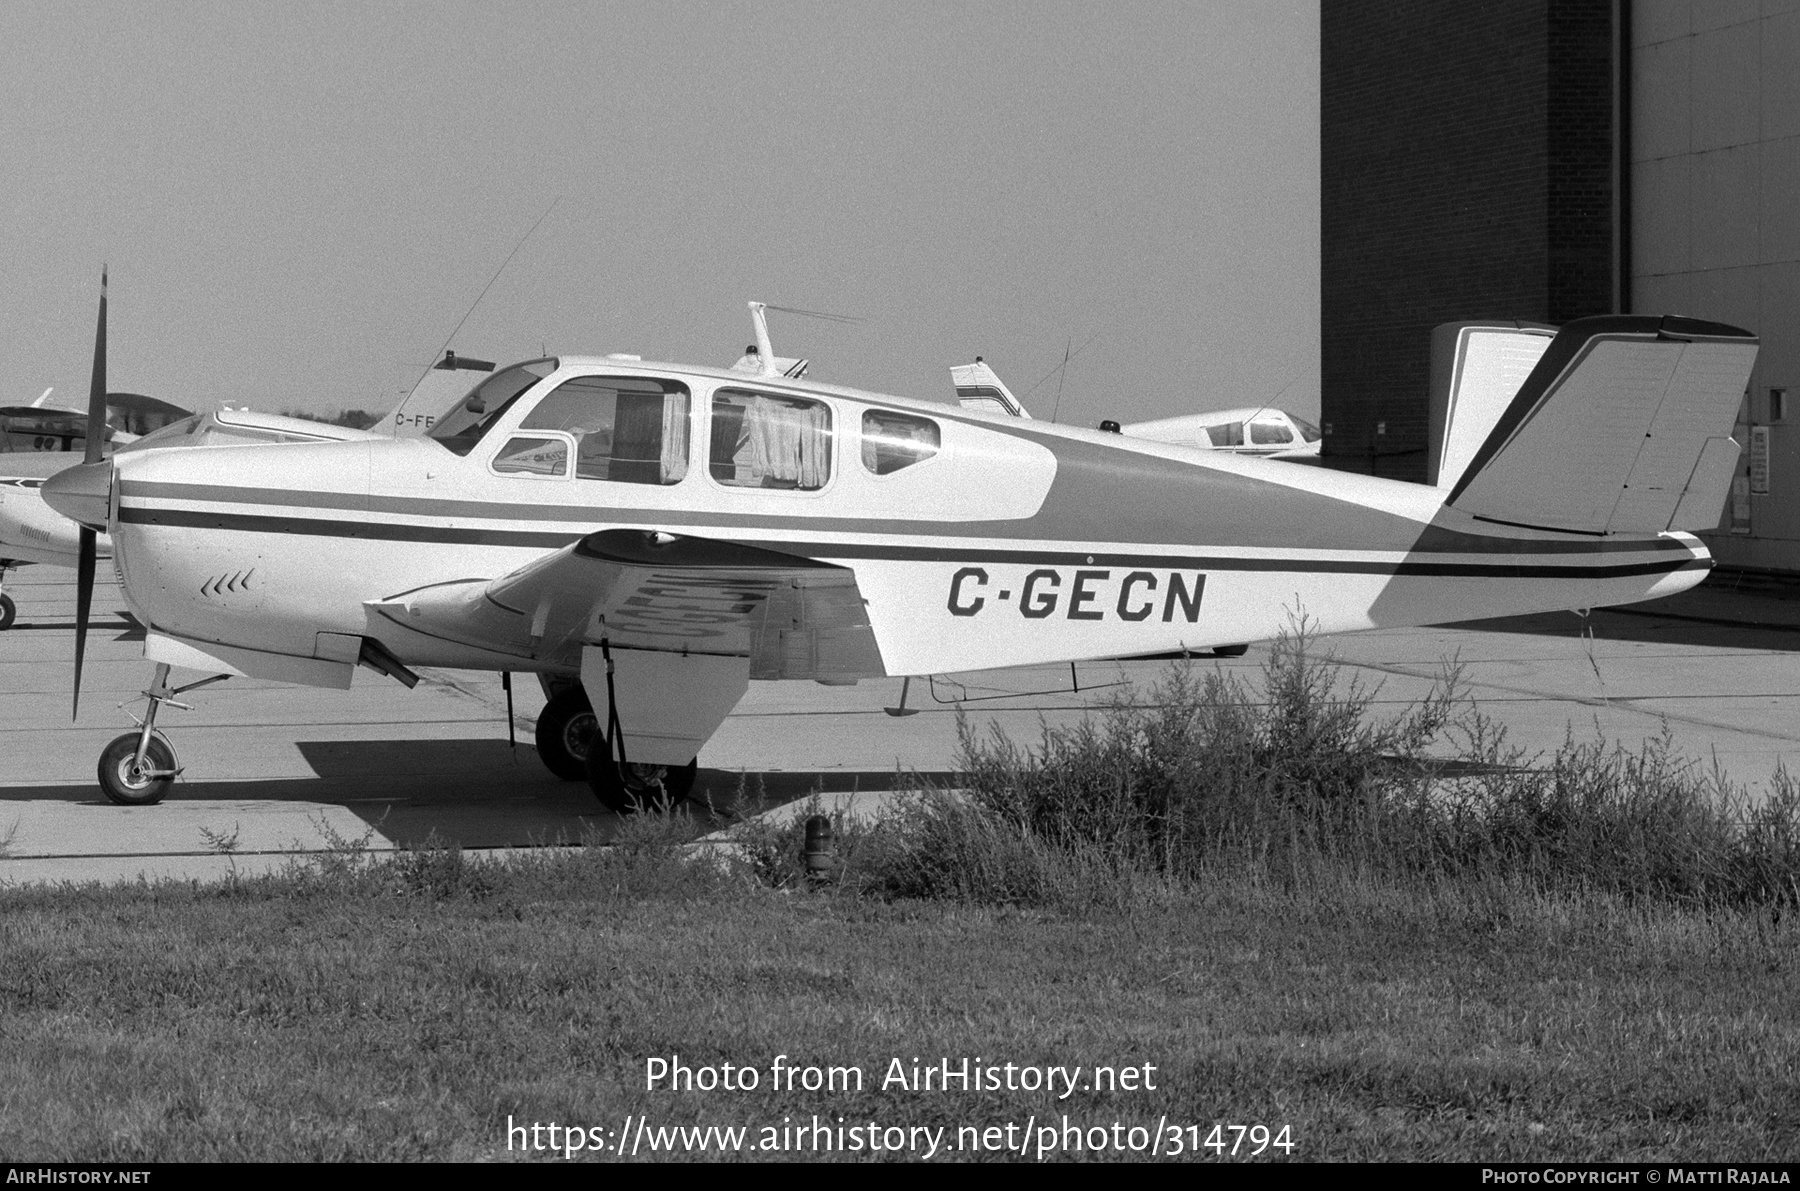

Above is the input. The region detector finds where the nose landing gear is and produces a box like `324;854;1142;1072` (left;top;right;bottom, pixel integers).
96;663;229;805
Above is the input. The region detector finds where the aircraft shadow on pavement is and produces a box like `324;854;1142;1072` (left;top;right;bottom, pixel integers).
0;737;955;850
1437;606;1800;651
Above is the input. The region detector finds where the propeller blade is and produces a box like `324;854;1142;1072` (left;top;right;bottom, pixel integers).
73;269;107;718
74;526;95;719
86;269;107;465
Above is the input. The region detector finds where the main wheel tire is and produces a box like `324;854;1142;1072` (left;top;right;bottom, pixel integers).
98;732;176;806
0;592;15;631
534;687;598;781
586;744;699;815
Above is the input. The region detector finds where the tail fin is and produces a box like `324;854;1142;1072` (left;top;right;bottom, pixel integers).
949;358;1031;418
1427;321;1556;488
1445;315;1756;534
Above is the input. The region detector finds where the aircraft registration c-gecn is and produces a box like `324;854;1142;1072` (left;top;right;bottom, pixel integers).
43;280;1759;810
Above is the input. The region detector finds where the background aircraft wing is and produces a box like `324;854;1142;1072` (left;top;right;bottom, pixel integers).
369;528;885;681
1444;315;1758;535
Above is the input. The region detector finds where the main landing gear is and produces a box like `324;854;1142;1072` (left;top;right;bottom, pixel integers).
532;680;697;814
96;663;229;805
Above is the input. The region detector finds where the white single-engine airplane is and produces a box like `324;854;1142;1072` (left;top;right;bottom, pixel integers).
43;280;1757;810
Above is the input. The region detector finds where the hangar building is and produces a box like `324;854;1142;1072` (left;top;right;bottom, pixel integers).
1322;0;1799;572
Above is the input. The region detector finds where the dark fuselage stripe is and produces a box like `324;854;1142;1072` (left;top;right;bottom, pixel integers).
117;506;1703;580
116;479;1691;557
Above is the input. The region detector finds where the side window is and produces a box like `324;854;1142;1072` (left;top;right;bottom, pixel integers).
709;390;832;490
492;435;571;477
861;410;940;475
1250;420;1293;446
1204;422;1245;448
521;376;689;485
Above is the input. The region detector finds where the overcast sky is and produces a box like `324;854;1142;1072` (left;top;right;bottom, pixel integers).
0;1;1318;427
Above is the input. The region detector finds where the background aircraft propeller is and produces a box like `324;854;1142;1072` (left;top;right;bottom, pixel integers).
72;269;106;718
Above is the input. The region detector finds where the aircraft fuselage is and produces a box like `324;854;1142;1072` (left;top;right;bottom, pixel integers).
89;357;1707;686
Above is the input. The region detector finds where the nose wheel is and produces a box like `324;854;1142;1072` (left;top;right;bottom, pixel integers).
95;663;230;806
0;562;16;631
98;731;178;805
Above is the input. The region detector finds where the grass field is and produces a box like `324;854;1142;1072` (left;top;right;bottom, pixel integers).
1;839;1796;1162
5;641;1798;1163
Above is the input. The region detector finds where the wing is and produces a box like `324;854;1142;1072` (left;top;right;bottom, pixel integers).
367;528;886;683
1445;315;1757;535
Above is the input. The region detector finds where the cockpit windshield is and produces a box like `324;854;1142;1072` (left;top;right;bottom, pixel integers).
426;359;559;456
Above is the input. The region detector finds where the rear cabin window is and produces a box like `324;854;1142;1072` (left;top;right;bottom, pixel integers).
519;376;689;485
861;410;940;475
428;359;558;456
1203;422;1245;448
709;390;832;490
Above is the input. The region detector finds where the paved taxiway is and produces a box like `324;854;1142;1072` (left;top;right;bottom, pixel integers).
3;566;1797;884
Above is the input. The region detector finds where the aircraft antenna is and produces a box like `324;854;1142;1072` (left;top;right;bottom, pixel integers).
1024;328;1102;402
1049;337;1072;423
416;196;561;390
760;303;863;324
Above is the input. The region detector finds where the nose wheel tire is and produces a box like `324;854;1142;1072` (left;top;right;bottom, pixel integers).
0;593;15;631
586;748;698;815
534;687;599;781
98;732;177;806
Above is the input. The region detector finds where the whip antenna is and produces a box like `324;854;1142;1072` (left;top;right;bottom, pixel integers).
417;196;561;388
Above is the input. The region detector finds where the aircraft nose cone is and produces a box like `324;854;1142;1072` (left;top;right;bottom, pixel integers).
40;460;113;528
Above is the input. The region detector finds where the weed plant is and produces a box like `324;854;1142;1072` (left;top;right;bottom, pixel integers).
842;623;1800;910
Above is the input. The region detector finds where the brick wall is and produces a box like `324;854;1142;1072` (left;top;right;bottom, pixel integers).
1321;1;1616;480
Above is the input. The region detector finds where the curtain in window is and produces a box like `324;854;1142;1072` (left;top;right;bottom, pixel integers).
611;393;664;484
746;397;829;488
660;394;688;482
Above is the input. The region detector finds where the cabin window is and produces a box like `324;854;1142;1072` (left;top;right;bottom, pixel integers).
1204;422;1245;448
861;410;940;475
709;390;832;490
1291;415;1322;443
520;375;689;485
428;358;558;456
1249;420;1293;446
491;436;571;477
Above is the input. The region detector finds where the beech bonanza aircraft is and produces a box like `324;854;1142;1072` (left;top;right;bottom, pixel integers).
43;281;1759;811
